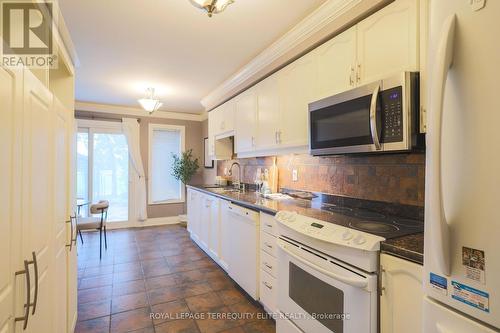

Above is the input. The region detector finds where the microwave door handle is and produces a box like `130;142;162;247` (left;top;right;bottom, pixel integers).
369;85;381;150
427;14;456;276
278;240;368;289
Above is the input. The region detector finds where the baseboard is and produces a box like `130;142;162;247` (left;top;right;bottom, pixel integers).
103;216;181;230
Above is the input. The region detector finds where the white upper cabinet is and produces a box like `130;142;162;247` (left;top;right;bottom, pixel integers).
256;76;281;150
209;100;235;140
235;87;258;153
277;52;317;148
356;0;419;85
223;0;420;158
315;26;357;99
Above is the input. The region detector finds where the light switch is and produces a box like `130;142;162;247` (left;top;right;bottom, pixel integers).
292;169;298;182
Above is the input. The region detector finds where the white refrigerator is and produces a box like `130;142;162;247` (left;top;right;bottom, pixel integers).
424;0;500;332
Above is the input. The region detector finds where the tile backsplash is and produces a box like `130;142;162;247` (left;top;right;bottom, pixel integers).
217;153;425;206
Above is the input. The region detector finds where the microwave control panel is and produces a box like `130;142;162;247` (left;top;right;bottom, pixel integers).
381;86;403;143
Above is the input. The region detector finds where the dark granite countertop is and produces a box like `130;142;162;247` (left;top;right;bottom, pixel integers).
187;184;424;264
380;233;424;265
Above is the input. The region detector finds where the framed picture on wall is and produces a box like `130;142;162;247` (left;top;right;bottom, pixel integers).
204;137;214;168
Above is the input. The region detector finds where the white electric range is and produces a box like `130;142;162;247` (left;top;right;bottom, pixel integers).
274;210;385;333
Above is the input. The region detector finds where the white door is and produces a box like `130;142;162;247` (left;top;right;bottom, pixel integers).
187;189;200;242
0;66;22;333
380;254;423;333
52;97;72;333
356;0;419;84
67;121;78;333
278;53;317;148
76;122;132;224
221;99;235;134
315;26;357;99
423;297;496;333
256;76;281;150
235;88;257;153
219;200;231;271
424;0;500;329
200;195;211;250
21;69;54;333
208;198;220;260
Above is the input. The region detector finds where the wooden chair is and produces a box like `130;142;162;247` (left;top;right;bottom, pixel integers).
76;200;109;259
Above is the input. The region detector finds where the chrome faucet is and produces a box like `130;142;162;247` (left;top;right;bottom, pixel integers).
228;162;245;191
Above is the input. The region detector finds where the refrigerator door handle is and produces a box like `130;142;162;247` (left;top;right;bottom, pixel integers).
428;14;456;276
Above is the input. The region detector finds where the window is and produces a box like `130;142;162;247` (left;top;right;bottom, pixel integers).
149;124;185;204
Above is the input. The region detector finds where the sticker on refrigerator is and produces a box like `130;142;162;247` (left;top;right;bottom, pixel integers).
452;281;489;313
430;273;448;295
462;247;486;284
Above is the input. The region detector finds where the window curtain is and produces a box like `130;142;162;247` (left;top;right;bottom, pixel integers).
122;118;147;221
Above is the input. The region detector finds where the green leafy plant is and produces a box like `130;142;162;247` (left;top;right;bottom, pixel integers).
171;149;200;185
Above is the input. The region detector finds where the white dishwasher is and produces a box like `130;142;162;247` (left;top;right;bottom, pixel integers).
226;203;260;299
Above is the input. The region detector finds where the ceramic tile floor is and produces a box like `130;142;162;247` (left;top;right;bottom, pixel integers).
76;224;276;333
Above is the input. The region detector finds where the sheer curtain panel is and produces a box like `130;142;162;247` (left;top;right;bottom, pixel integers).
122;118;147;221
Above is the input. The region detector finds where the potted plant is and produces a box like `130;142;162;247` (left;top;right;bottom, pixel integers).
171;149;200;223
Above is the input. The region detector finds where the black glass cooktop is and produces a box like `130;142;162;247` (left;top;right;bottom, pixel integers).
320;203;424;239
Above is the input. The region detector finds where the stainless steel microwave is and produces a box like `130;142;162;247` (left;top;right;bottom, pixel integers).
308;72;422;156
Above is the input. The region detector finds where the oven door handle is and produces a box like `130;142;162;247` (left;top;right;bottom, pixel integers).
278;241;368;289
369;84;381;150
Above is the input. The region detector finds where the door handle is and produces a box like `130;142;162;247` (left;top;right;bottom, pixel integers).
427;14;456;276
264;262;273;269
15;260;31;330
66;216;74;251
278;240;368;289
30;252;38;315
369;84;381;150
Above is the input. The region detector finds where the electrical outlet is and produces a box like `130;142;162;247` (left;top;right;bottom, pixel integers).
292;169;298;182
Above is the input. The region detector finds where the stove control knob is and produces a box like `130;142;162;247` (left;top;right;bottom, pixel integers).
353;234;366;245
342;231;353;240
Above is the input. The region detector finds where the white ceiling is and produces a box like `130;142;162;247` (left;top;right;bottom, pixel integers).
60;0;326;114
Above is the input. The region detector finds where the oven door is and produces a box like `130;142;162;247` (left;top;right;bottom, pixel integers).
277;238;378;333
309;81;382;156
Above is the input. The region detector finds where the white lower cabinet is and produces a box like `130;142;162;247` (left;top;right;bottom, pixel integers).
219;199;232;271
187;189;260;300
259;213;278;315
380;253;423;333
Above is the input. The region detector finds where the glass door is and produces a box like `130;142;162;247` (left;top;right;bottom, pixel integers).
77;124;131;223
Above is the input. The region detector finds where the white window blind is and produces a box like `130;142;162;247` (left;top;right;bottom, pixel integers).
150;126;184;203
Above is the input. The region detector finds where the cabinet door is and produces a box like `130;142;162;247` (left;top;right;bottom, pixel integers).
52;97;71;333
200;195;211;250
356;0;419;84
67;119;78;333
221;100;235;134
22;69;54;333
256;76;281;150
208;198;220;260
207;113;216;157
187;190;200;241
380;253;423;333
235;88;258;153
278;53;317;147
316;26;357;99
219;200;231;271
0;67;22;333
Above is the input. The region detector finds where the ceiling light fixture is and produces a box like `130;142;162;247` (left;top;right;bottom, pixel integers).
138;88;162;114
189;0;234;17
